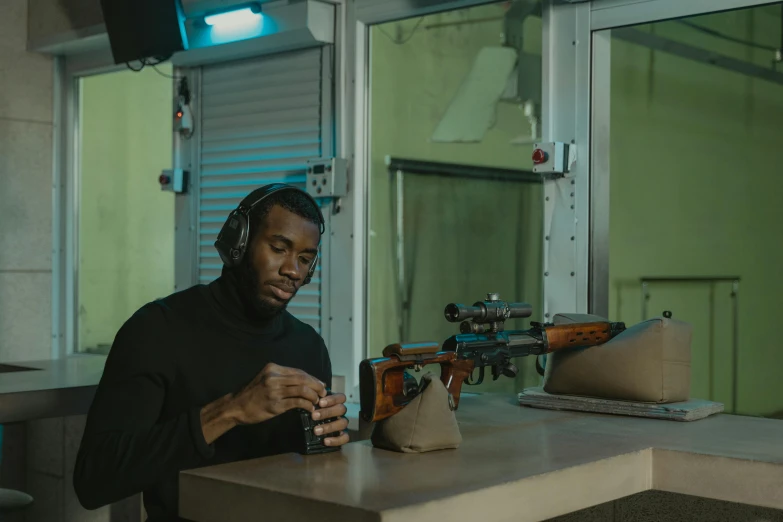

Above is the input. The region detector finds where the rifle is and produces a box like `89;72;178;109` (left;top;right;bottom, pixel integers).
359;293;626;423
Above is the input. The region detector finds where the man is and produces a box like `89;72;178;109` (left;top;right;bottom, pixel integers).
73;184;349;521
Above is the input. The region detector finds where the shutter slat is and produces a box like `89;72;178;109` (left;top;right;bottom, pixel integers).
201;122;320;144
197;49;324;331
200;174;307;189
202;81;321;113
202;145;321;168
202;51;320;86
202;106;321;134
202;130;320;154
202;90;321;120
199;176;306;199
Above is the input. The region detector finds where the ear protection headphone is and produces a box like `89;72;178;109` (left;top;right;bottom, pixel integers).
214;183;325;285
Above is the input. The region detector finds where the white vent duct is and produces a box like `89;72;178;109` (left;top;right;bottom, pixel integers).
172;0;334;67
431;0;541;145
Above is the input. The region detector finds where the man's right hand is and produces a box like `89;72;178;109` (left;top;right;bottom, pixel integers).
229;363;327;425
200;363;327;445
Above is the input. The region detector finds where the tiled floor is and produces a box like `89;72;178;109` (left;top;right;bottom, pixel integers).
547;490;783;522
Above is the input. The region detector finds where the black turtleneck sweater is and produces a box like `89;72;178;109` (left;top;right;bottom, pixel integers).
73;271;332;521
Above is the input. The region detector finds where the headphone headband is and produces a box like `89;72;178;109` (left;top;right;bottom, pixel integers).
237;183;325;232
213;183;325;284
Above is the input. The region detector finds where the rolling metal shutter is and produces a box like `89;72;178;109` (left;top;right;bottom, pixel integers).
196;47;329;334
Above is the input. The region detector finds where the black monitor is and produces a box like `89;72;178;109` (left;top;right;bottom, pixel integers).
99;0;189;65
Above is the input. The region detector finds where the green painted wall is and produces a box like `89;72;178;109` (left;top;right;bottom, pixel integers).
78;65;175;352
608;7;783;417
368;4;545;395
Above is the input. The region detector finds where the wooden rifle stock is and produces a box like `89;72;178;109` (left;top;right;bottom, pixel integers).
542;321;619;353
359;342;475;423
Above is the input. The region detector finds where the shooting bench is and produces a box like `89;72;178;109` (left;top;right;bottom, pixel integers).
178;393;783;521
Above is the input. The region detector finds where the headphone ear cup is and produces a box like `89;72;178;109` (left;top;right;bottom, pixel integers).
215;211;249;268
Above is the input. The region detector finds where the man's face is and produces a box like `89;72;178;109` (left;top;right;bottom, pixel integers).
243;204;321;318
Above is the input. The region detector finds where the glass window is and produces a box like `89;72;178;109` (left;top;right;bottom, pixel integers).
77;65;175;353
599;5;783;417
367;2;544;395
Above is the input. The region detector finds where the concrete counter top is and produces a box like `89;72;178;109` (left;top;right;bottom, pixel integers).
0;354;371;433
179;393;783;522
0;354;107;423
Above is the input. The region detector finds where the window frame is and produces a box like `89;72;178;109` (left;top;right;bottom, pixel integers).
54;48;130;357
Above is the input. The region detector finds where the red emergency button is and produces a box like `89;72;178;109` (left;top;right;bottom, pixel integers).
532;149;548;164
159;174;171;185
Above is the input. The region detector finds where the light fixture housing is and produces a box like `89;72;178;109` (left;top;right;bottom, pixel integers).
172;0;335;67
202;3;262;27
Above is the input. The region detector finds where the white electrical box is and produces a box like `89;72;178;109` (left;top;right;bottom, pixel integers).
306;158;348;198
531;142;576;176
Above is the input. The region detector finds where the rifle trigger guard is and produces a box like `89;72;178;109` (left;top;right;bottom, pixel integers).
466;366;485;385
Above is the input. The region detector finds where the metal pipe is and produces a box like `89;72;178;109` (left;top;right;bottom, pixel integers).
708;282;715;401
613;26;783;87
640;276;741;283
385;157;542;184
424;15;503;31
732;280;739;414
395;169;405;342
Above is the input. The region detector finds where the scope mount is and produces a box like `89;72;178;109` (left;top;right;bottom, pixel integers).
460;293;508;334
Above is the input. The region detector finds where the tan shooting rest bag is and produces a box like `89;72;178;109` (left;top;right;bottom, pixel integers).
543;313;692;403
371;372;462;453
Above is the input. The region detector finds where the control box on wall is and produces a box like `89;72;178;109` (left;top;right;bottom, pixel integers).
159;169;189;194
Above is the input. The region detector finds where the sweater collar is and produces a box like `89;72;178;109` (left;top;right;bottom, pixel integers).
206;266;284;336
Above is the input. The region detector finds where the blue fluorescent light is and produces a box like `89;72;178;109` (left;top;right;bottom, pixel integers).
204;7;262;28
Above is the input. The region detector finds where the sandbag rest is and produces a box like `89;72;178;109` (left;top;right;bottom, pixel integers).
543;313;693;404
370;372;462;453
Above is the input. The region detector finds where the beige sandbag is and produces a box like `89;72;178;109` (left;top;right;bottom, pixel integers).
371;373;462;453
543;313;692;403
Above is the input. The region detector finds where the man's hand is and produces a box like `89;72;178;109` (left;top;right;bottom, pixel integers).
313;392;350;447
200;363;327;444
230;363;327;425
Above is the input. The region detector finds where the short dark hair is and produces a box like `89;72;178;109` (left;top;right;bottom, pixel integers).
249;188;323;234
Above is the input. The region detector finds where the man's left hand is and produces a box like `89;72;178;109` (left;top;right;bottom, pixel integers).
312;392;349;447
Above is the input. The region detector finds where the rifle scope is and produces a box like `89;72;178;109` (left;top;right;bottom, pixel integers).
444;296;532;324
